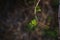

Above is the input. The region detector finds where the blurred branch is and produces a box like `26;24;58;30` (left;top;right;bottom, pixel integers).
34;0;40;21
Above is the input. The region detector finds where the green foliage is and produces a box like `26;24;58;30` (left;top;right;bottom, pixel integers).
43;28;58;38
36;6;41;12
31;19;37;26
43;15;58;38
25;19;37;32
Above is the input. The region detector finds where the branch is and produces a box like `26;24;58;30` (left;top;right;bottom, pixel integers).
34;0;41;21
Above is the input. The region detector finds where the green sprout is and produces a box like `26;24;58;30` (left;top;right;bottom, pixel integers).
36;6;41;12
25;19;37;32
31;19;37;26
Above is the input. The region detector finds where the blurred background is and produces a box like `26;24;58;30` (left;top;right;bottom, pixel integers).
0;0;59;40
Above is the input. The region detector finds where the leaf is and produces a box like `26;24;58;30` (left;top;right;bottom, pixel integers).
29;23;34;29
36;6;41;12
26;19;37;31
31;19;37;26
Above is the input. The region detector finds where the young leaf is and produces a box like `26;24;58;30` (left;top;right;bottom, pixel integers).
36;6;41;12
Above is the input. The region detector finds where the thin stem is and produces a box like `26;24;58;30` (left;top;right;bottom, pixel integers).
34;0;40;21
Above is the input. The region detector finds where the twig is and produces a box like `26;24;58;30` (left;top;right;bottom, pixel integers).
34;0;41;21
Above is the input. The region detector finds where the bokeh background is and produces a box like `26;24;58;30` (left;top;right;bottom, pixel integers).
0;0;59;40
